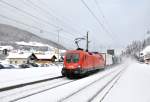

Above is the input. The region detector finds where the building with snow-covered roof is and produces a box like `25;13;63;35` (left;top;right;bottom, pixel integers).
140;46;150;56
140;45;150;64
7;53;32;65
29;53;57;64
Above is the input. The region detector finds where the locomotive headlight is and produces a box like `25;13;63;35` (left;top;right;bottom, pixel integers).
78;65;81;68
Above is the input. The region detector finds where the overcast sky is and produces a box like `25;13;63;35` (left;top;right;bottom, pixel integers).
0;0;149;52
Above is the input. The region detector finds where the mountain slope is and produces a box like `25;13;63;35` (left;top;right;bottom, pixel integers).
0;24;66;49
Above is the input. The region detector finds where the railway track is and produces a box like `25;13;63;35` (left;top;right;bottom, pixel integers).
59;66;126;102
0;75;64;92
0;76;76;102
9;80;75;102
88;68;126;102
0;64;127;102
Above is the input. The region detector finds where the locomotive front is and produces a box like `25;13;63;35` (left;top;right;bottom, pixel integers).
61;51;84;77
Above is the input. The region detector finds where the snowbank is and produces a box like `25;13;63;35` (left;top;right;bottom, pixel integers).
102;62;150;102
0;65;62;88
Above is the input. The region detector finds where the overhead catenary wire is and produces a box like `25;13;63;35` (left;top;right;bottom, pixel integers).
94;0;121;42
20;0;82;38
81;0;109;33
94;0;108;24
38;0;87;35
94;0;113;33
20;0;52;21
0;14;74;44
20;0;76;39
37;0;87;35
1;0;102;44
0;0;119;49
0;0;59;28
80;0;116;43
27;0;82;36
37;0;96;42
0;0;79;39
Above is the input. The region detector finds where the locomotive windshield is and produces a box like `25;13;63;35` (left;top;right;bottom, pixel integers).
66;53;79;63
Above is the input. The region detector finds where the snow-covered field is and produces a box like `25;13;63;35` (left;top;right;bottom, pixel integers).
0;65;62;88
102;62;150;102
0;59;150;102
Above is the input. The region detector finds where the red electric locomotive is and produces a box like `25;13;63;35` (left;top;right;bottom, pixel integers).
61;49;105;77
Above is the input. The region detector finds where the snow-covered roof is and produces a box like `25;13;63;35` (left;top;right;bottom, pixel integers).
141;45;150;55
59;50;66;53
7;53;32;59
34;54;55;59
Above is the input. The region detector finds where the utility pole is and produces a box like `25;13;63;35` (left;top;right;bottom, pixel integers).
86;31;89;52
57;28;62;62
74;32;89;51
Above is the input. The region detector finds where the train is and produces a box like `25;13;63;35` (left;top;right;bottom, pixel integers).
61;49;113;78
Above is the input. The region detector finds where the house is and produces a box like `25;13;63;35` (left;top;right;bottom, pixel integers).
6;51;59;65
7;53;32;65
29;53;57;64
144;53;150;64
140;46;150;64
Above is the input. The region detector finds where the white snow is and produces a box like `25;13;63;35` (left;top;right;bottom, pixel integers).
0;46;13;51
0;59;150;102
7;53;32;59
34;54;54;59
14;64;126;102
0;65;62;88
101;61;150;102
15;41;50;47
141;45;150;55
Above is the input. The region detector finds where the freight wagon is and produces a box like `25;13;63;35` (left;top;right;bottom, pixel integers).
100;53;113;66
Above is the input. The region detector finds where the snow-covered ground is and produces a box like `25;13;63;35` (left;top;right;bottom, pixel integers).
0;65;62;88
101;61;150;102
0;59;150;102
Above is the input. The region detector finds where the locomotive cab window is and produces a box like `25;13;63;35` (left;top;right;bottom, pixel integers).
66;53;79;63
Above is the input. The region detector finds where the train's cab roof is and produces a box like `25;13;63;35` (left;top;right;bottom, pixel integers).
65;49;97;55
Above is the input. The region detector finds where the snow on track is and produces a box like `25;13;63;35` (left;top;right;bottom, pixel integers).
0;65;62;88
0;77;72;102
1;59;140;102
91;67;126;102
100;62;150;102
14;63;127;102
60;66;126;102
